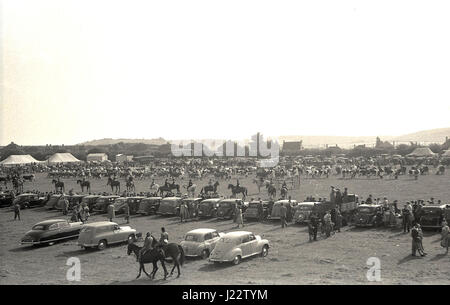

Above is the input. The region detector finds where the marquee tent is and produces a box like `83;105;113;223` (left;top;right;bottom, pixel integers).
0;154;40;166
46;153;81;164
407;147;436;157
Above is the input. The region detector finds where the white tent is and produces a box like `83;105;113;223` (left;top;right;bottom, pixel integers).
46;153;81;164
407;147;436;157
0;154;40;166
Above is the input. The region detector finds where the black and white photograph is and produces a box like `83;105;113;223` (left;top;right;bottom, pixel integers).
1;0;449;291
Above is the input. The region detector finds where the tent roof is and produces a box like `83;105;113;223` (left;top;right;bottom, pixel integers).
407;147;436;157
0;154;40;166
46;153;81;164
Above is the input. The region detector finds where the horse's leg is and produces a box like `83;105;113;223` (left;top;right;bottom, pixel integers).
170;258;177;276
176;258;181;278
136;264;143;279
151;261;158;279
160;259;168;280
142;264;152;278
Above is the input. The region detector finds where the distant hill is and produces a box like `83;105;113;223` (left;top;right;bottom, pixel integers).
79;138;168;146
392;128;450;143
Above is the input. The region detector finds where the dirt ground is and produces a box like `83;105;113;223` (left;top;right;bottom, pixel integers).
1;172;449;285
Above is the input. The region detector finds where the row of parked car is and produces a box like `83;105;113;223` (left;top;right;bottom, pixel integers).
20;218;270;265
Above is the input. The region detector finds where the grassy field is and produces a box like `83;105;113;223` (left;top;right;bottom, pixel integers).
0;172;449;285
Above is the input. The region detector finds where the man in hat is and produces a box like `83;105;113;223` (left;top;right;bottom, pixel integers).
330;186;336;203
402;204;412;233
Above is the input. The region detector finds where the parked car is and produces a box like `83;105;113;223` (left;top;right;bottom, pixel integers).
113;197;129;214
354;204;383;227
125;197;145;214
45;194;62;209
269;199;298;222
81;195;100;211
157;197;182;216
197;198;221;218
217;199;247;220
77;221;137;250
0;191;14;207
56;194;85;211
20;219;85;246
180;228;224;259
209;231;270;265
293;202;321;224
243;201;270;221
418;205;447;229
137;197;162;215
180;197;203;218
12;193;45;209
92;195;119;213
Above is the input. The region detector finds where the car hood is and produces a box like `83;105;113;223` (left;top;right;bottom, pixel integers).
22;230;44;240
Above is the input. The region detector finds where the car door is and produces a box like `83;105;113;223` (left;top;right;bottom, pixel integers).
247;234;258;256
112;224;124;243
209;231;221;251
240;234;252;257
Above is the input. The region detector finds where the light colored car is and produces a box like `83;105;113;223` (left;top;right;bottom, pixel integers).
77;221;137;250
209;231;270;265
180;228;224;259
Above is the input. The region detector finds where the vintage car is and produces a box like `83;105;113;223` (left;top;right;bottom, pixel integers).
418;205;447;229
137;197;162;215
216;199;247;220
0;191;14;207
77;221;137;250
12;193;45;209
113;197;129;214
293;202;322;224
197;198;221;218
157;197;182;216
92;195;120;213
20;219;85;246
180;197;203;218
45;194;62;210
269;199;298;221
243;201;271;221
353;204;383;227
180;228;224;259
209;231;270;265
125;197;145;214
81;195;100;211
55;194;86;211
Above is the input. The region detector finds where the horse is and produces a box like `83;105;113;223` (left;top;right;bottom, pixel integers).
280;186;288;199
107;177;120;193
253;179;270;193
200;181;219;195
158;184;180;196
76;180;90;193
127;243;168;280
183;184;197;197
126;180;136;192
228;184;247;199
149;182;160;196
51;179;65;192
266;184;276;199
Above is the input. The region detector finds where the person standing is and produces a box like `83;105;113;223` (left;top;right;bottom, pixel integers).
257;200;264;222
411;223;426;257
107;203;115;222
441;220;449;254
236;206;244;228
335;209;342;233
62;196;69;216
280;204;287;228
309;212;319;241
402;205;411;233
124;202;130;224
13;201;21;220
160;227;169;245
330;186;336;203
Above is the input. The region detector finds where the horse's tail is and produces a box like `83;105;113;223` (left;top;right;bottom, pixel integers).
178;245;185;266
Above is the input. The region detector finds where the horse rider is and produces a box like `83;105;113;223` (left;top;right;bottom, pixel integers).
187;179;193;189
138;232;153;262
160;227;169;245
236;179;240;188
164;179;169;187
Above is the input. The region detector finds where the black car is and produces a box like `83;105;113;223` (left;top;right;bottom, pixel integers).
12;193;45;209
20;219;85;246
0;192;14;207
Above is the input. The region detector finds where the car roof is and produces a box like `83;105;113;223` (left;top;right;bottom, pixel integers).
182;197;203;201
359;204;381;208
186;228;217;234
201;198;222;203
83;195;100;198
99;195;119;199
222;231;253;238
161;197;181;201
128;196;145;199
275;200;297;204
84;221;118;228
17;193;36;197
298;202;321;206
143;197;162;200
34;219;67;226
220;199;242;203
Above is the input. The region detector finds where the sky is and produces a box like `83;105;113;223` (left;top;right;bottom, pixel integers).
1;0;450;146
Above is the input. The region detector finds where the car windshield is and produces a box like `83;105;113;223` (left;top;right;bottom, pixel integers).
80;227;93;233
96;198;107;204
220;202;231;207
358;207;374;213
185;234;203;242
298;205;313;210
422;208;442;215
218;237;239;245
32;224;47;230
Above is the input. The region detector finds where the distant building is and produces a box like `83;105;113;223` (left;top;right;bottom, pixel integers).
86;153;108;162
282;141;302;155
116;154;133;163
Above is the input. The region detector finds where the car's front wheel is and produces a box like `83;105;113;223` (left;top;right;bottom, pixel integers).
261;245;269;257
201;249;210;259
232;255;241;265
98;239;107;250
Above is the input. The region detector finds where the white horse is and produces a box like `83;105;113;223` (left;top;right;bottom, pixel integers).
184;184;197;197
149;182;160;195
253;179;271;193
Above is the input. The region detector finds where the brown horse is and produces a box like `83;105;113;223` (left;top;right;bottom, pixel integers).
107;177;120;193
51;179;65;192
127;243;168;280
228;183;247;198
77;180;90;192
